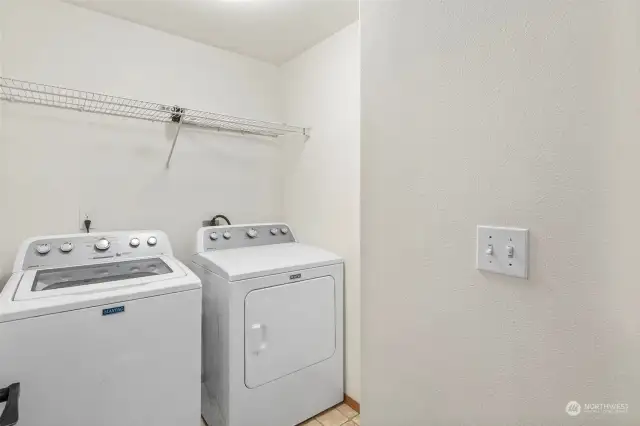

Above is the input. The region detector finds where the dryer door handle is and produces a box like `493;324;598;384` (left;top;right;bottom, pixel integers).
0;382;20;426
248;323;268;354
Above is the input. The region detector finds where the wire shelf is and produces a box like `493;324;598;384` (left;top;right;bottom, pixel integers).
0;77;307;138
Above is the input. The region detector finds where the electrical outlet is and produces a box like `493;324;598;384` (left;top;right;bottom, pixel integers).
78;208;95;233
477;226;529;278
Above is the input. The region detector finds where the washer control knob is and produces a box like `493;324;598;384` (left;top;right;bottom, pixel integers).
209;232;219;241
36;243;51;255
129;238;140;248
280;227;289;235
270;228;278;236
223;231;232;240
95;238;110;251
247;228;258;239
147;236;157;246
60;242;74;253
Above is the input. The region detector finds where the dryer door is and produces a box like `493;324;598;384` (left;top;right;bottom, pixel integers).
244;276;336;389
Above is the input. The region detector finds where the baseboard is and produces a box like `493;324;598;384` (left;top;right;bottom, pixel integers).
344;394;360;413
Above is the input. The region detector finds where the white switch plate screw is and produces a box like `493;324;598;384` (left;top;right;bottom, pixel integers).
477;226;529;278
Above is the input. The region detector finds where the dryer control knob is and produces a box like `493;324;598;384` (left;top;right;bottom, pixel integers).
129;238;140;248
60;242;74;253
95;238;110;251
280;227;289;235
36;243;51;255
270;228;278;236
147;236;157;246
223;231;232;240
209;232;219;241
247;228;258;238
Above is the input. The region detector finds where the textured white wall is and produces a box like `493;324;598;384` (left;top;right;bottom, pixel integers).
361;0;640;425
0;0;284;279
281;22;361;401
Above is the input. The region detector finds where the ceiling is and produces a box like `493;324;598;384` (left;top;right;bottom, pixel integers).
65;0;359;65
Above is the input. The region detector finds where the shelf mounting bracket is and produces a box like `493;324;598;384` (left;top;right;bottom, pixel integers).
165;106;184;169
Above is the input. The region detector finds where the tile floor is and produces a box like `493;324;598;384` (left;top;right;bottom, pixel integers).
199;403;360;426
299;403;360;426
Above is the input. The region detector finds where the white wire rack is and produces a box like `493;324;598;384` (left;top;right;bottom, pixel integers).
0;77;309;167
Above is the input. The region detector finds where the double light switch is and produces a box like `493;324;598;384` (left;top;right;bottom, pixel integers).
477;226;529;279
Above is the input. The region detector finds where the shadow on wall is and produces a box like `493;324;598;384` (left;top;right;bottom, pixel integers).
279;132;307;172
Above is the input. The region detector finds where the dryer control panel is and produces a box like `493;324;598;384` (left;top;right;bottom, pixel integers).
198;223;296;252
17;230;173;271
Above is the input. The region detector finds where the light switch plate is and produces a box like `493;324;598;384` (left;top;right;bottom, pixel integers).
477;226;529;278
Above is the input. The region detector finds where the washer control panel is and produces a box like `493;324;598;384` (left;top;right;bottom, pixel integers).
20;230;173;271
200;223;295;252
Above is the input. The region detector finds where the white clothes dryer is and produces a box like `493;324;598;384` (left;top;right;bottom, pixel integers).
192;223;344;426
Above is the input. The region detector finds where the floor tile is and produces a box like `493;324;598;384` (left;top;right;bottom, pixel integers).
315;408;349;426
352;415;360;425
336;403;358;419
300;419;323;425
343;422;357;426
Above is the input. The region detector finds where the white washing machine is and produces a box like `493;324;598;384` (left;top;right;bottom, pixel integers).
192;223;344;426
0;231;202;426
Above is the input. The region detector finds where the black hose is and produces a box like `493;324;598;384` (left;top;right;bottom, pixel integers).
210;214;231;226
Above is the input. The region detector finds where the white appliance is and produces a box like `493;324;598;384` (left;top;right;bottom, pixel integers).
192;223;344;426
0;231;202;426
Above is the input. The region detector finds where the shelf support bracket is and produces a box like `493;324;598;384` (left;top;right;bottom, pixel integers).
165;107;184;169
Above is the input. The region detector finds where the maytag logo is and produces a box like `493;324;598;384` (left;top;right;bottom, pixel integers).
102;306;125;316
289;273;302;280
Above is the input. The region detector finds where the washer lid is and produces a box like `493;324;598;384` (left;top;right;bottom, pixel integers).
194;243;342;281
0;255;201;323
14;257;178;301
